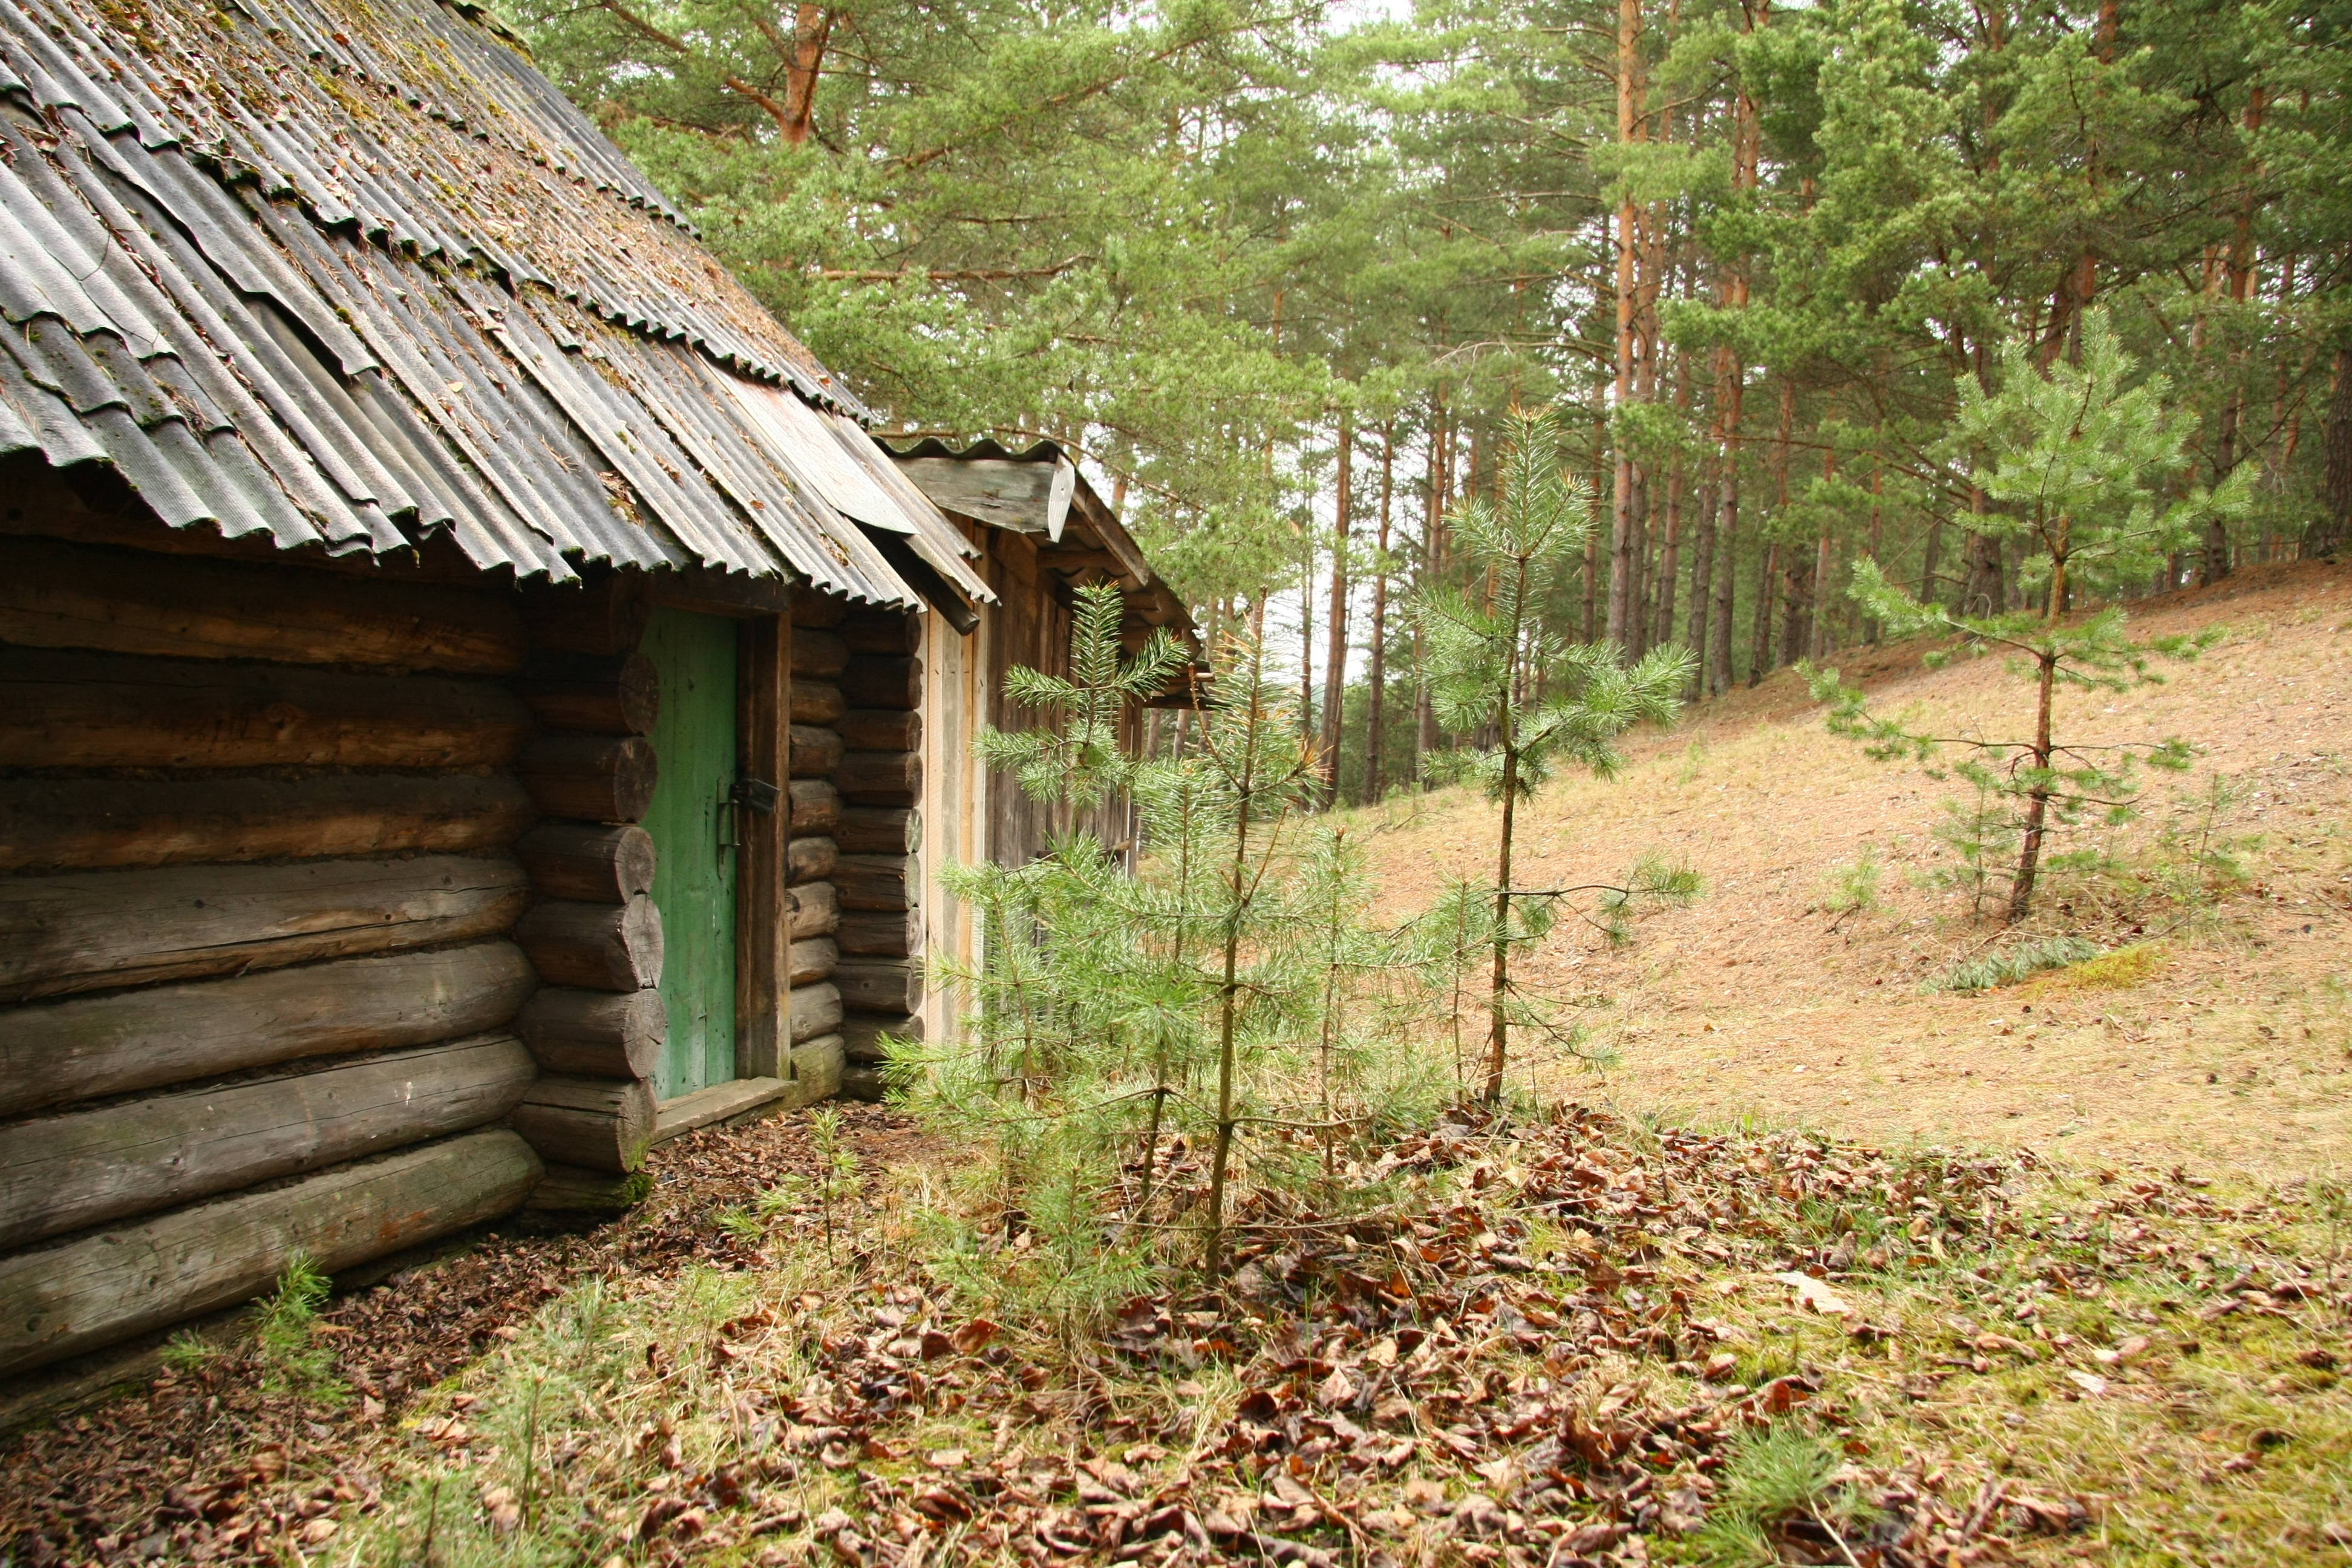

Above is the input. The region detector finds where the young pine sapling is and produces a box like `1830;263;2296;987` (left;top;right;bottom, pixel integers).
1808;315;2239;923
1416;407;1694;1103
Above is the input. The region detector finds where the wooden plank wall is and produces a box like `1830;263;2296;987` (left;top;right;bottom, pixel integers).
0;508;547;1381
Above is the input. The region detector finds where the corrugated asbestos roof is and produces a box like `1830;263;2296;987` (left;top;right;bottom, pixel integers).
0;0;991;606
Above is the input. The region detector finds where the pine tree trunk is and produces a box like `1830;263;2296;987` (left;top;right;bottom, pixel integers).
2007;652;2059;923
1607;0;1642;652
1365;423;1394;799
1321;412;1352;804
1747;540;1776;686
2318;342;2352;560
1685;454;1716;690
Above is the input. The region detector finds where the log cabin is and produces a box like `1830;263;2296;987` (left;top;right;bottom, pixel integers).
0;0;1189;1411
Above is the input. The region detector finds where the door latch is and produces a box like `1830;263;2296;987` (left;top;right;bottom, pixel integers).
731;778;780;815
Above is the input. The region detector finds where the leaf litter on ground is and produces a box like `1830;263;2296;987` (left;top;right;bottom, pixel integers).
4;1102;2348;1567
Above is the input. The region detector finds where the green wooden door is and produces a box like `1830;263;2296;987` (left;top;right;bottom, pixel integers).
642;606;739;1100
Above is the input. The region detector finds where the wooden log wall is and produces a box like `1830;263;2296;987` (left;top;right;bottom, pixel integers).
509;578;664;1182
0;526;547;1382
832;605;925;1100
785;592;849;1082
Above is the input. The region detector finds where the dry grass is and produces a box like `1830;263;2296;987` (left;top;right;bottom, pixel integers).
1355;561;2352;1187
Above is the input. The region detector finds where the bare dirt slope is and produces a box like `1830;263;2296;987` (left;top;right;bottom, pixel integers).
1361;561;2352;1186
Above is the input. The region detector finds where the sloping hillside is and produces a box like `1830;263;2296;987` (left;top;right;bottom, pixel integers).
1363;562;2352;1184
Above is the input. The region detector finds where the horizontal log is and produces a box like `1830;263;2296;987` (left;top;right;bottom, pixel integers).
834;854;913;911
520;577;648;658
791;680;846;725
515;987;665;1079
515;653;659;736
835;960;922;1016
788;835;838;886
0;535;527;674
0;857;529;1005
0;942;535;1120
0;1034;535;1252
788;881;838;939
788;779;841;835
791;591;846;629
840;656;920;711
837;806;921;855
0;648;531;770
788;938;838;988
838;1065;887;1103
789;982;842;1042
0;773;534;875
837;751;922;807
839;709;921;753
514;896;664;993
837;908;920;959
791;630;849;679
519;734;658;823
509;1076;656;1174
0;1128;540;1379
789;1034;844;1102
840;1011;922;1064
524;1163;653;1214
789;724;844;779
839;611;924;656
517;823;656;904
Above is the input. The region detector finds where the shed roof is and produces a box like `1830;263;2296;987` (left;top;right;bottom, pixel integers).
0;0;990;609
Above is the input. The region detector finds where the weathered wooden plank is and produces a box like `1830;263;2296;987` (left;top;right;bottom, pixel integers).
788;881;838;939
0;1128;541;1379
889;456;1063;536
515;987;665;1079
836;751;921;806
518;734;658;823
789;981;843;1041
520;576;648;658
838;612;924;656
836;909;920;958
515;654;659;736
0;774;534;875
516;824;657;904
788;779;842;835
788;835;838;886
835;960;921;1015
0;649;531;770
836;806;920;855
0;536;528;674
839;656;920;710
791;680;846;725
788;937;838;988
0;1034;535;1251
0;858;529;1005
839;709;921;752
790;630;848;679
789;724;844;779
510;1077;656;1174
0;942;534;1120
839;1011;922;1064
513;896;664;993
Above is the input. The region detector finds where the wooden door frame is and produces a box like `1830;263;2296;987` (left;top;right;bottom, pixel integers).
646;572;791;1082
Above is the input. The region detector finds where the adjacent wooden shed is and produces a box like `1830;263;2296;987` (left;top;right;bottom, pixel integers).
0;0;1136;1402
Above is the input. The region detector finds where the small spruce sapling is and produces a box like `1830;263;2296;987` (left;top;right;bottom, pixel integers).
1808;315;2236;923
1414;407;1694;1103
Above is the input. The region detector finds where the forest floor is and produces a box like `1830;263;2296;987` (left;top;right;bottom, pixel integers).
4;565;2350;1568
1357;559;2352;1189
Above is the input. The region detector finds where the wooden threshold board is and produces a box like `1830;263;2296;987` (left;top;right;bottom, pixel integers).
652;1078;793;1145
